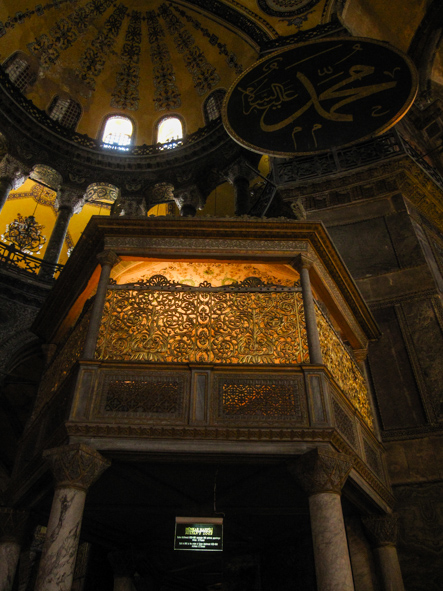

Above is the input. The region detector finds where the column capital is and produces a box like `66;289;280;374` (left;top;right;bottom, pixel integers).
362;514;399;547
354;349;368;363
0;155;30;189
174;184;203;217
97;250;121;268
0;508;29;544
289;448;354;496
56;185;85;214
224;159;255;184
30;165;63;192
43;443;111;492
291;254;315;272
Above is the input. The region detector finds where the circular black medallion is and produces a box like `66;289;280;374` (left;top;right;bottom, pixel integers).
222;37;418;156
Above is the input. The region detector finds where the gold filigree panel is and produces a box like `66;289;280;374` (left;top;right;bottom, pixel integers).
316;308;374;429
35;306;92;413
217;376;307;423
96;290;309;364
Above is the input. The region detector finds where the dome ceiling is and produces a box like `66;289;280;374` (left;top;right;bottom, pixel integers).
0;0;331;143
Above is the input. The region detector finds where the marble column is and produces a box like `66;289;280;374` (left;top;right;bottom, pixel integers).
108;550;136;591
345;516;379;591
34;444;111;591
362;515;405;591
0;508;28;591
292;255;323;364
289;448;355;591
0;155;30;213
82;250;121;359
226;162;254;216
38;186;84;280
173;184;203;217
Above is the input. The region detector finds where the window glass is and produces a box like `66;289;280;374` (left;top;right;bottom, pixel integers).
3;53;33;92
49;96;81;129
102;116;133;148
204;89;226;124
157;117;183;148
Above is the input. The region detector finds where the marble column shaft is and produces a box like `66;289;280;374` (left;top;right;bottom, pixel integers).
0;508;28;591
113;576;135;591
362;515;405;591
289;449;355;591
34;444;111;591
374;546;404;591
346;517;378;591
233;175;251;215
293;256;322;364
34;487;87;591
310;492;355;591
40;205;73;270
0;542;21;591
83;251;120;359
108;549;136;591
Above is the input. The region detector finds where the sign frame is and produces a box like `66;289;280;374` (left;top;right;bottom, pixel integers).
174;517;223;552
222;37;418;157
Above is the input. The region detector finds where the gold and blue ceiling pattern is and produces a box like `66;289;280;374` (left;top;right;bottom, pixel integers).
0;0;329;141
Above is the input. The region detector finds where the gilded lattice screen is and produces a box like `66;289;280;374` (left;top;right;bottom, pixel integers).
316;308;374;429
95;276;309;365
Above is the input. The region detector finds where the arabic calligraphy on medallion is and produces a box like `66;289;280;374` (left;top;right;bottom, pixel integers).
222;37;417;156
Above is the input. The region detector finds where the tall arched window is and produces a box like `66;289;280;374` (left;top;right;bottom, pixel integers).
48;96;82;129
102;115;134;149
2;52;36;93
157;116;183;149
203;89;226;124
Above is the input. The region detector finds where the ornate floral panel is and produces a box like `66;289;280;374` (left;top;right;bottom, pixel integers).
316;307;374;429
35;305;92;414
215;375;307;424
95;276;309;365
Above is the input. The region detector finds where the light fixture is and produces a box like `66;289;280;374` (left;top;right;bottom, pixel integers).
1;213;46;254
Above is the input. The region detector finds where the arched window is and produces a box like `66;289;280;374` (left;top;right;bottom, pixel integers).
157;116;183;149
102;115;133;149
48;96;82;129
203;89;226;125
2;52;36;93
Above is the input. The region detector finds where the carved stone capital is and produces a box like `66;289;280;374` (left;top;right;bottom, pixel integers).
362;514;399;547
0;508;29;544
291;254;315;272
225;160;255;184
108;549;136;577
174;184;204;216
289;448;354;496
97;250;121;269
353;349;368;363
43;443;111;492
30;165;63;192
85;182;120;205
0;155;30;189
56;186;85;214
290;197;307;220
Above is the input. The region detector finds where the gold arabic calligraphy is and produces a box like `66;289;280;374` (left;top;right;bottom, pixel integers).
238;43;399;148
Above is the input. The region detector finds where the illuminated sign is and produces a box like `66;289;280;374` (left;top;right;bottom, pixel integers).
222;37;417;156
175;517;223;551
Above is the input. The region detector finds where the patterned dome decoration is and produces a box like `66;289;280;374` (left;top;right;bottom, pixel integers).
258;0;322;16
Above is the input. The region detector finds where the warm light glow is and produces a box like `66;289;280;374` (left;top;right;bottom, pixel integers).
157;116;183;146
102;116;133;147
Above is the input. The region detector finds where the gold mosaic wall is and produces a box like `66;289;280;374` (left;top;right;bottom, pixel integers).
316;308;374;429
95;289;309;365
